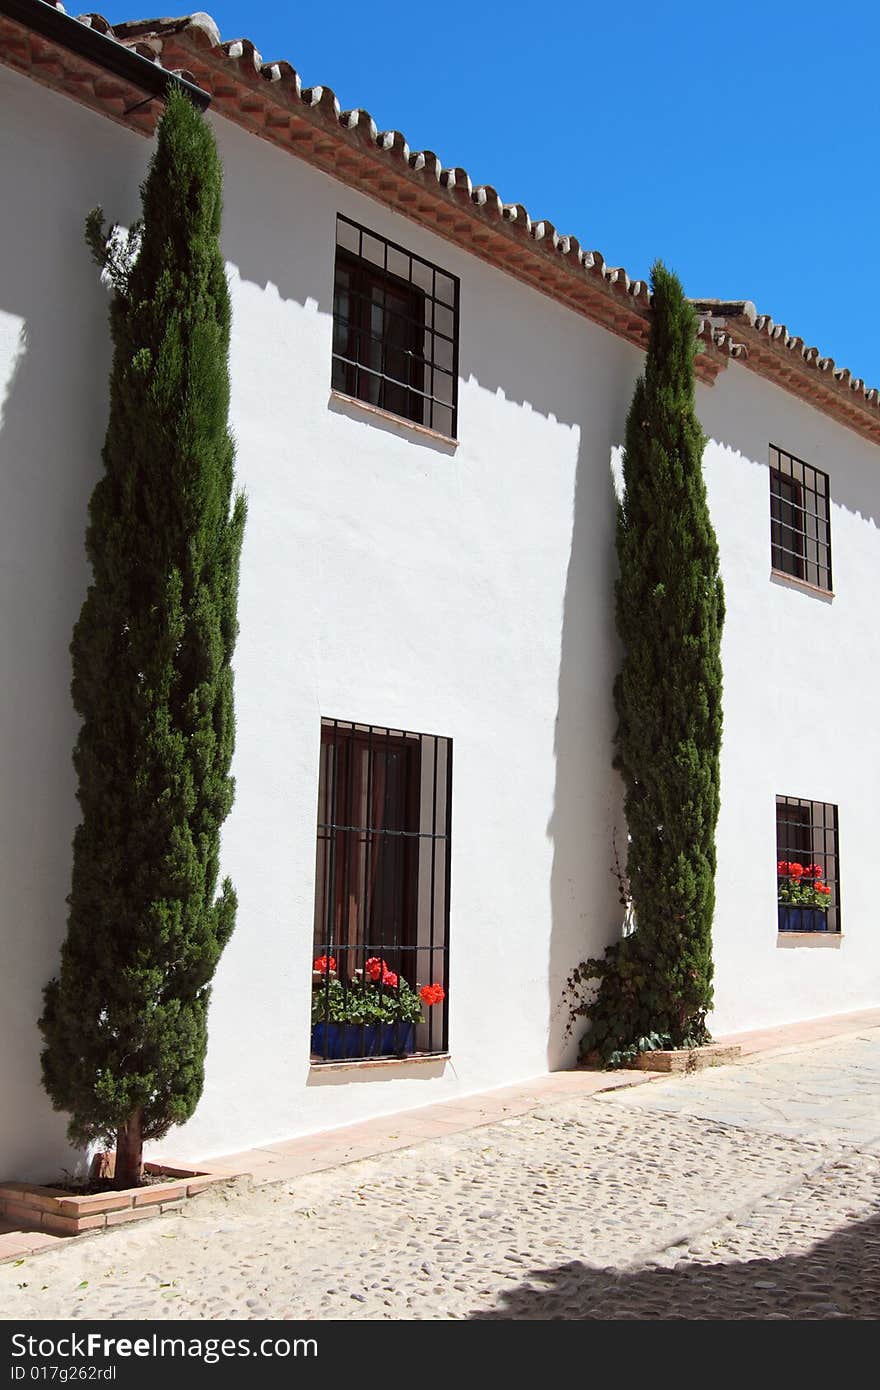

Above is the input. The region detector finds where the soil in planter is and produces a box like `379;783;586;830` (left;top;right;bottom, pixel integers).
49;1171;170;1197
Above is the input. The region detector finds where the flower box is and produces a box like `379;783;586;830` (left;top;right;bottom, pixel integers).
310;955;444;1062
777;861;832;932
778;904;828;933
311;1021;415;1061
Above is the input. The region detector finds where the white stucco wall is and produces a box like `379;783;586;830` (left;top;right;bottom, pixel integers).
0;64;149;1179
701;367;880;1033
0;67;637;1175
1;57;878;1179
176;111;639;1159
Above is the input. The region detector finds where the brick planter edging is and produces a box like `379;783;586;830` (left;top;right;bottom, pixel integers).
0;1159;247;1238
625;1043;743;1073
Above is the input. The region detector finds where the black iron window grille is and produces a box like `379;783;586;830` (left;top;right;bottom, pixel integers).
331;214;460;438
776;796;840;934
312;719;452;1062
769;444;832;591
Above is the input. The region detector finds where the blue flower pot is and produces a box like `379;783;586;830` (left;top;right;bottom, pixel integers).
379;1022;415;1055
778;904;828;933
311;1021;415;1060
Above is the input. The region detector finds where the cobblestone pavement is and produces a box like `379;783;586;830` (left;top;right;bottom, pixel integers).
2;1032;879;1320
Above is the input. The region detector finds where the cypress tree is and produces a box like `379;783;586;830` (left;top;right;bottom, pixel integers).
574;261;724;1063
39;88;246;1186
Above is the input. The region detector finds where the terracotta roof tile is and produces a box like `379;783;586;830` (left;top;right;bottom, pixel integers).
692;298;880;424
3;6;878;441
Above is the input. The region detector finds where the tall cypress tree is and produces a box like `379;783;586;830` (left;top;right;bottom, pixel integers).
39;88;245;1186
573;261;724;1063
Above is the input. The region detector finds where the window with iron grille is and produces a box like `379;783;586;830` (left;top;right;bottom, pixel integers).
311;719;451;1062
331;215;459;438
769;445;832;591
776;796;840;933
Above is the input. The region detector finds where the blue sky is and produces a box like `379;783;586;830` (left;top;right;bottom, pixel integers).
139;2;879;383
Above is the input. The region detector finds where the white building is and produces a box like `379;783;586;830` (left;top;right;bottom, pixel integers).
1;5;878;1180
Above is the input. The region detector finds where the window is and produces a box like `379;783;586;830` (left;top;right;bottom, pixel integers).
769;445;832;591
331;215;459;438
775;796;840;933
312;719;451;1061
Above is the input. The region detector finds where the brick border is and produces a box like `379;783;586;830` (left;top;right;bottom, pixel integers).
0;1158;247;1242
624;1043;742;1074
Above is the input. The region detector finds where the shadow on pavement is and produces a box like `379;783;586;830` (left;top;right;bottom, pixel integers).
469;1210;880;1319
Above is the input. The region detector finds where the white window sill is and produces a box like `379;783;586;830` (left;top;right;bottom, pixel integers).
777;932;843;948
309;1052;450;1075
329;389;458;450
770;569;834;601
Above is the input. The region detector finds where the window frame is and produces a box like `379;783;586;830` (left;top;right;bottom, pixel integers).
312;718;452;1063
331;214;460;439
769;444;833;592
775;795;841;934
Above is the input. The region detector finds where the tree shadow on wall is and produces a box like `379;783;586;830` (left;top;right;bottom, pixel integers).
0;122;137;1176
469;1209;880;1319
545;429;634;1073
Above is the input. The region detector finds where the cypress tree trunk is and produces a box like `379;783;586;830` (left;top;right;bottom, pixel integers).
39;88;246;1189
573;261;724;1064
115;1109;144;1189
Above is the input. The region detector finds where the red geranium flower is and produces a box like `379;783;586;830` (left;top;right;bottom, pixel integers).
776;860;790;875
788;863;805;878
313;955;336;974
818;883;831;895
419;983;445;1007
364;957;398;986
807;864;824;879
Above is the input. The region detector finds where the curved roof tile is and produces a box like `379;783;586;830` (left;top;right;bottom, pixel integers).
2;6;878;440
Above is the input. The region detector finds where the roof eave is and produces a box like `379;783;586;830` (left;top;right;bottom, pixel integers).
0;0;209;134
3;8;879;443
146;18;740;382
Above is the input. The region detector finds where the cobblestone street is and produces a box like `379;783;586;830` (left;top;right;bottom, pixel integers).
2;1031;879;1320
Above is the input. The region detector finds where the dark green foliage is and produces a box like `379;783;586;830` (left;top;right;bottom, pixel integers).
40;89;246;1162
311;977;424;1027
568;262;724;1065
